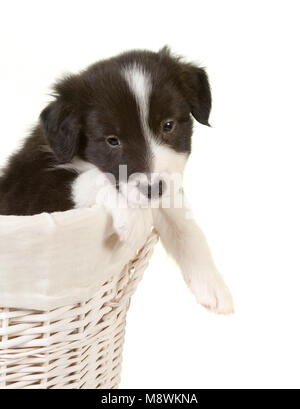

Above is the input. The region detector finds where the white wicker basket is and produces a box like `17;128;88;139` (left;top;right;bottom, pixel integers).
0;207;158;389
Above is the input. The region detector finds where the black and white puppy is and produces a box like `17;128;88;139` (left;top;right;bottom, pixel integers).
0;47;234;314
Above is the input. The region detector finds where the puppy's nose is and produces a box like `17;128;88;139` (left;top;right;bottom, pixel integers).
139;180;166;199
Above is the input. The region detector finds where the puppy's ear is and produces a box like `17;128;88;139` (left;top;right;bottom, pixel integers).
180;65;212;126
40;100;80;163
159;47;212;126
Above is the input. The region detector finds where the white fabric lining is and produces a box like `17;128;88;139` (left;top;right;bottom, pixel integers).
0;206;140;310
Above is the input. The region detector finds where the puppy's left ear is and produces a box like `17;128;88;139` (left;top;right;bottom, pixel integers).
179;64;212;126
159;47;212;126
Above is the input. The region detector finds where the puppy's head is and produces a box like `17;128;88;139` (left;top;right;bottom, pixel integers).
40;47;211;202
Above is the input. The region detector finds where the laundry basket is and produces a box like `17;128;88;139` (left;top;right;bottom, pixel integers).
0;206;158;389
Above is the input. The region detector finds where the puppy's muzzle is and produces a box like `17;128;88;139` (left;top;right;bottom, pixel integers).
138;179;166;199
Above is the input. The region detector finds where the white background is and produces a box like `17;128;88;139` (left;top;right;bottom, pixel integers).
1;0;300;389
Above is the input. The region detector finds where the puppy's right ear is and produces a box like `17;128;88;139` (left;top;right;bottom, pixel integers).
40;100;80;163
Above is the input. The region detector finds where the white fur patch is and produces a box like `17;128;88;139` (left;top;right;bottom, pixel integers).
122;64;188;192
151;142;188;175
122;63;152;143
71;164;105;208
152;201;234;315
70;161;152;250
56;157;96;174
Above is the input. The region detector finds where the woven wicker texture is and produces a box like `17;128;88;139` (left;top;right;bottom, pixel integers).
0;231;158;389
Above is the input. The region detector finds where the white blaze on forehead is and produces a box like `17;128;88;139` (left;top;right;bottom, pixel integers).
122;63;152;140
122;63;188;178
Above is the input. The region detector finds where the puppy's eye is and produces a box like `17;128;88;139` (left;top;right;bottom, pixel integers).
162;120;175;133
106;136;121;147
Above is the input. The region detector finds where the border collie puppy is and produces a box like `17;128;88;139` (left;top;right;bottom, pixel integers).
0;48;234;314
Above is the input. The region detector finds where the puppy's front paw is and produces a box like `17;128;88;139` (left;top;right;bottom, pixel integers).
113;207;152;251
188;272;234;315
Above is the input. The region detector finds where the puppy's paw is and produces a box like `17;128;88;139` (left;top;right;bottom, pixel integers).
188;272;234;315
113;207;152;251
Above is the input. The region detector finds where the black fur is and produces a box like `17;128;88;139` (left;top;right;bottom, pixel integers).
0;47;211;216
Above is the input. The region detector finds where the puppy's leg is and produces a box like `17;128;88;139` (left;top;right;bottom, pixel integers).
72;168;152;250
153;195;234;314
108;199;153;251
